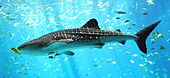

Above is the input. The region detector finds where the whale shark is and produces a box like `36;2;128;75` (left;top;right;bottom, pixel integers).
11;19;161;58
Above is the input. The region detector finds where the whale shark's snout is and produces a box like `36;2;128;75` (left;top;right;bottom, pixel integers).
14;39;48;55
18;39;44;50
18;42;38;50
18;43;35;50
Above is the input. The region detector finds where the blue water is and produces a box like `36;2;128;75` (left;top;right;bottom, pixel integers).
0;0;170;78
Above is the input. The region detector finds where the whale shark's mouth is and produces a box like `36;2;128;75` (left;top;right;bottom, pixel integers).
10;47;22;54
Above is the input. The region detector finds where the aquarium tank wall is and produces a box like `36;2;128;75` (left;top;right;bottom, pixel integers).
0;0;170;78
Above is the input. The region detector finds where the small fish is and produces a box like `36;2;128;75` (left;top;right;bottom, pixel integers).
152;31;159;36
168;58;170;61
131;24;136;26
157;34;164;38
130;60;135;64
150;47;155;50
112;61;117;64
6;12;11;15
6;4;11;7
159;46;165;50
86;74;89;76
105;59;112;62
48;52;56;59
128;27;132;30
132;54;138;57
152;31;163;38
7;18;16;21
55;53;60;56
8;32;14;37
167;39;170;42
10;56;16;60
142;12;148;15
48;52;55;55
10;48;22;54
151;39;156;44
94;64;98;67
125;20;130;23
115;11;126;14
48;56;55;59
115;17;120;19
154;52;159;55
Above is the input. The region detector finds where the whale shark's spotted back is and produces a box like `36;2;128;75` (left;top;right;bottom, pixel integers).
19;27;133;49
49;28;132;41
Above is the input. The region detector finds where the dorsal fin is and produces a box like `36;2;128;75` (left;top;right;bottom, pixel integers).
116;29;121;32
81;19;100;30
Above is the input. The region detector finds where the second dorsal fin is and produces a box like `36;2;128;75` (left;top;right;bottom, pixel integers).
81;18;100;30
116;29;121;32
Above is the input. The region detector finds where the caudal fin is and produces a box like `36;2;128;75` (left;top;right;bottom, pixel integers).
135;21;161;54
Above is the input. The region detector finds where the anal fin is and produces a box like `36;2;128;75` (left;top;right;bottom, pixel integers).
94;43;105;49
119;40;126;45
63;51;75;56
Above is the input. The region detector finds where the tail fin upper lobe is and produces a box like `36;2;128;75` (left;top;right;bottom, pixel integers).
135;21;161;54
